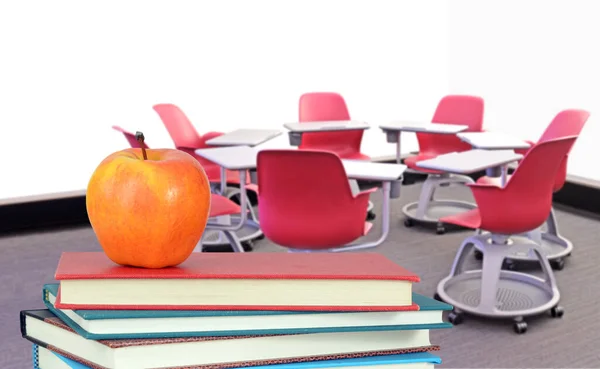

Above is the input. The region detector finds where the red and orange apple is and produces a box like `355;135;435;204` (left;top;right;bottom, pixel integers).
86;133;211;268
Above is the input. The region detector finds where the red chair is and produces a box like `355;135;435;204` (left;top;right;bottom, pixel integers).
435;136;577;334
403;95;485;234
298;92;370;160
152;103;262;247
257;150;394;252
475;109;590;270
298;92;375;220
111;125;247;252
152;103;257;192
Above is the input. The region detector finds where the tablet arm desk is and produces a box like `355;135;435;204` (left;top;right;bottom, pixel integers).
284;121;370;146
198;146;405;252
380;122;469;163
420;148;563;334
416;149;523;188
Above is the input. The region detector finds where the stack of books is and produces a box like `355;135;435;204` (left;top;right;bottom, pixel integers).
21;252;452;369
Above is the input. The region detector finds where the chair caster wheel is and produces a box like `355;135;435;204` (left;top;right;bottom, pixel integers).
433;293;442;302
256;234;265;241
404;219;414;227
366;211;376;221
550;258;565;270
242;241;254;252
513;320;528;334
550;305;564;318
473;250;483;261
436;223;446;235
502;260;516;270
448;311;463;325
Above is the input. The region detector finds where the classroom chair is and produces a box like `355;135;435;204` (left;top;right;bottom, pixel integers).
152;103;256;192
298;92;376;220
257;150;393;252
111;125;248;253
403;95;485;234
474;109;590;270
435;136;577;334
152;103;262;247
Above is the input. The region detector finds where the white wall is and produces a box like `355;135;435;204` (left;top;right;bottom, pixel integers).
0;0;449;200
447;0;600;181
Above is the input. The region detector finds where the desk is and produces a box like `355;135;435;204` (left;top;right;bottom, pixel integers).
196;146;406;182
342;160;406;182
457;131;531;150
206;129;281;195
196;146;258;171
284;121;370;146
416;149;523;187
206;129;282;147
379;122;469;163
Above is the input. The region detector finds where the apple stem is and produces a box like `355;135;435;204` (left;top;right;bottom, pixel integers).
135;131;147;160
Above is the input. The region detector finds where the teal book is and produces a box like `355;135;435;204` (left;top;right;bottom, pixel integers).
43;283;452;340
32;344;442;369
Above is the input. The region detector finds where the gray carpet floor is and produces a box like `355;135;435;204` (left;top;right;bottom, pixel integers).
1;183;599;368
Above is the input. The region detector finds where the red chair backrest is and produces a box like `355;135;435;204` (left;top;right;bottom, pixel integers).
112;126;148;149
416;95;484;156
298;92;363;154
153;104;205;149
257;150;366;247
480;136;578;233
537;109;590;191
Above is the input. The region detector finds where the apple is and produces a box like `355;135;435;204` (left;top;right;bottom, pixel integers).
86;132;211;268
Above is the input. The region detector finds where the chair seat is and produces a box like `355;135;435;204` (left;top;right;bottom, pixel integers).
210;194;242;217
341;151;371;161
477;175;508;187
440;209;481;229
478;172;562;193
404;153;445;174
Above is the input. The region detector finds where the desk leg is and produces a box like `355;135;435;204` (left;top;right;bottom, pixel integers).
485;167;501;178
396;132;402;164
485;165;508;187
220;167;227;195
500;165;508;187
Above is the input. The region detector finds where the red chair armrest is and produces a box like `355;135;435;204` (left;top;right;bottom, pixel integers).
515;140;537;156
355;187;378;198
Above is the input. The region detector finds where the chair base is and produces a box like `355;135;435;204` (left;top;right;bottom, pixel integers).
202;217;262;249
202;186;264;251
475;232;572;271
436;233;562;333
402;173;476;234
474;208;573;271
198;228;248;253
403;199;476;223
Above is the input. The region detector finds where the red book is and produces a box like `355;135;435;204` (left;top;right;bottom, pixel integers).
54;252;420;311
